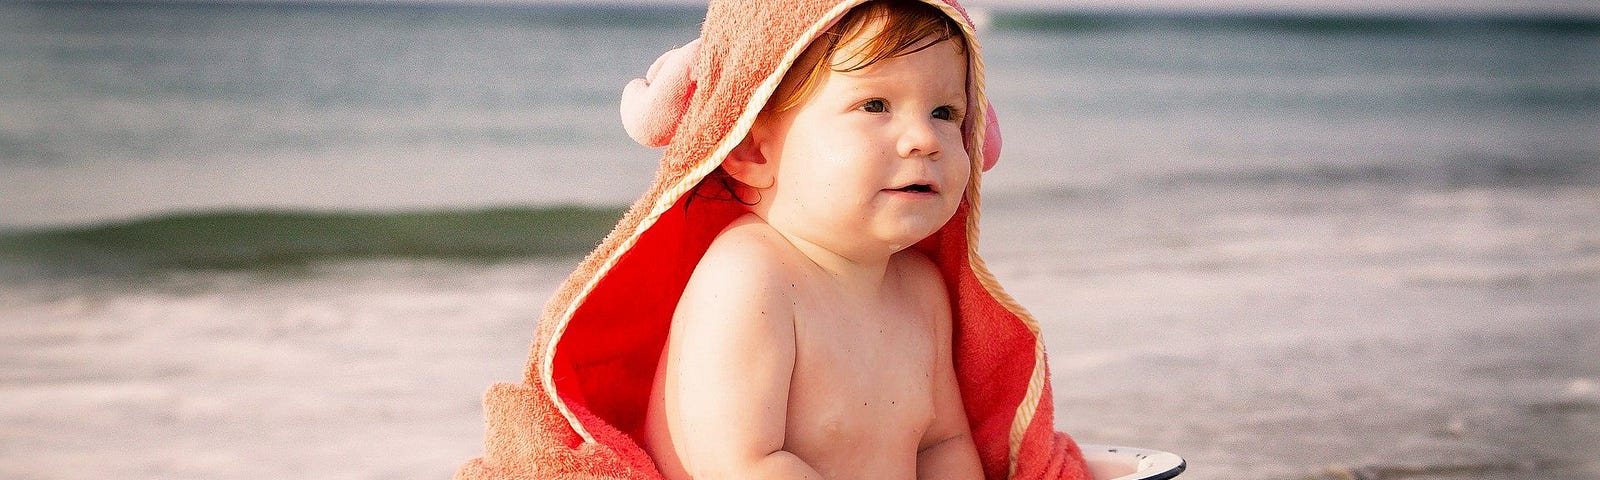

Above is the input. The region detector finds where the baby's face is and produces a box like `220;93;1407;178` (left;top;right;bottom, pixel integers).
750;32;971;258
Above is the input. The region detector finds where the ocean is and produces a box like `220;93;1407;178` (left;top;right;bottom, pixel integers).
2;2;1597;479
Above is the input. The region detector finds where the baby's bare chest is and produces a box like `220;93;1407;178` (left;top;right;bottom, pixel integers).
782;311;939;476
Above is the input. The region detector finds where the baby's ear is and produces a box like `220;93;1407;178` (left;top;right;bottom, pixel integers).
722;134;774;189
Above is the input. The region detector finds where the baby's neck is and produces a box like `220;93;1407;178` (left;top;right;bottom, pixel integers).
770;225;898;293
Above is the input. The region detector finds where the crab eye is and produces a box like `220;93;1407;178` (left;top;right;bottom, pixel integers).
862;99;886;113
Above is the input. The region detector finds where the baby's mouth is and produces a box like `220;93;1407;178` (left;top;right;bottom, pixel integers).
889;183;936;194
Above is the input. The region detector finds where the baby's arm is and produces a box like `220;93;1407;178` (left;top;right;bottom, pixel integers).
910;256;984;480
662;230;824;479
915;373;983;480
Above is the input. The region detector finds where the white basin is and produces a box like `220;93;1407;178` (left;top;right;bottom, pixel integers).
1079;443;1186;480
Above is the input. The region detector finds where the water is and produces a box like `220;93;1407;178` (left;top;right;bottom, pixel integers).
2;2;1597;479
0;1;699;226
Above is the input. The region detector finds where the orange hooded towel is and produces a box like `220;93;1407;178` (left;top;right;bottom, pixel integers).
454;1;1092;479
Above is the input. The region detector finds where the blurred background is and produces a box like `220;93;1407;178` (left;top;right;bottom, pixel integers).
1;0;1596;479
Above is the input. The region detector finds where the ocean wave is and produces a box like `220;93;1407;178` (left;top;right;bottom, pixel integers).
1161;151;1600;190
0;206;623;277
989;10;1600;35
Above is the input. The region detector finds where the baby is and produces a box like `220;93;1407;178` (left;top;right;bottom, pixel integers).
641;1;982;478
454;1;1093;479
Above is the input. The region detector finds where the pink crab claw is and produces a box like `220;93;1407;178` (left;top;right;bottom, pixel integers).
619;38;701;148
982;102;1001;172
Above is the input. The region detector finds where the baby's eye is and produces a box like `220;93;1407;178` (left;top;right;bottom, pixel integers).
932;105;959;121
861;99;887;113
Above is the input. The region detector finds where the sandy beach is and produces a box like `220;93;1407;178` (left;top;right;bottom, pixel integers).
5;180;1597;479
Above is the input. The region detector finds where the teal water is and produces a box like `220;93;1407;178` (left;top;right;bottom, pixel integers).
1;3;1597;480
0;206;623;276
2;1;1596;229
2;0;1596;269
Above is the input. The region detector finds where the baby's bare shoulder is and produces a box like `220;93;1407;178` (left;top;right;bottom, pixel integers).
890;249;949;305
677;215;802;330
694;216;804;285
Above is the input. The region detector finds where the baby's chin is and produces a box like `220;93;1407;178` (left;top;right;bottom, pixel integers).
875;213;959;252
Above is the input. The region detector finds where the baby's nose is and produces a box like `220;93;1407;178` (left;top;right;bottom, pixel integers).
896;119;941;159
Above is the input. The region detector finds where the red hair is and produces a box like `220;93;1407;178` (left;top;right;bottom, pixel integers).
770;0;968;112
